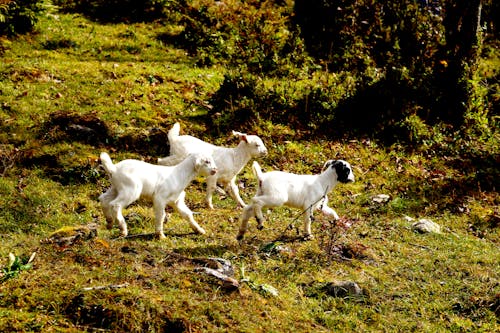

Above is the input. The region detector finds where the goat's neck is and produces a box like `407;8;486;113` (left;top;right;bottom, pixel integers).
171;156;198;188
231;142;252;168
316;169;338;194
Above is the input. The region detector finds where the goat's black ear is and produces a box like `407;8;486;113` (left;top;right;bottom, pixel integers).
329;160;340;169
322;160;335;171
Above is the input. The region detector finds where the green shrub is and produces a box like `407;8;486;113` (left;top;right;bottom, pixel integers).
0;0;44;35
208;68;363;135
175;0;312;76
292;0;449;132
53;0;172;23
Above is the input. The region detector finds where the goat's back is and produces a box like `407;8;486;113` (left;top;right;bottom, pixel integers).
169;133;217;157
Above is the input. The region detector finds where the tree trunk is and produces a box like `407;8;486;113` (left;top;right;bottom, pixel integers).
439;0;483;124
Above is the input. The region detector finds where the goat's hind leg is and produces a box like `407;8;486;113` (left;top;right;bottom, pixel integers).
237;195;282;240
109;190;140;237
237;204;257;240
252;195;284;230
153;196;168;239
99;187;117;230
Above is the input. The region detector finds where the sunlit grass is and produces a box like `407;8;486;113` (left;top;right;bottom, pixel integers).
0;9;498;333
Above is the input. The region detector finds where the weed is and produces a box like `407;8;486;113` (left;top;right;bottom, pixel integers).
0;252;35;282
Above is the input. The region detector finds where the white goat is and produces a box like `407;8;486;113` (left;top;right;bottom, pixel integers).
99;152;217;239
237;159;355;240
158;122;268;209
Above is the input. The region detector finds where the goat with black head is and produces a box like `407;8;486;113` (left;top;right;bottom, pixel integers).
237;159;355;240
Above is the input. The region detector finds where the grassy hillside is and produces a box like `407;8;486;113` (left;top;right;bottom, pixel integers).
0;8;498;333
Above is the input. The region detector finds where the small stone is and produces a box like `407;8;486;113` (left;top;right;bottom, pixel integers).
372;194;390;203
412;219;441;234
324;281;363;298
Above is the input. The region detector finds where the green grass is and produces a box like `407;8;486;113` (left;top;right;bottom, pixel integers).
0;10;498;333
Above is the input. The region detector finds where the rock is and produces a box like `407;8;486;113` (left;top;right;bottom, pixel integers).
42;223;98;246
412;219;441;234
372;194;391;203
324;281;363;298
195;266;240;291
403;215;415;222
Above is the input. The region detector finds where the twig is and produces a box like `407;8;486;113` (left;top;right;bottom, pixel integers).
73;325;114;332
82;283;129;291
122;232;156;240
409;243;432;251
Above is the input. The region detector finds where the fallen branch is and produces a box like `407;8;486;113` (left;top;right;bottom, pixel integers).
194;267;240;290
162;253;239;291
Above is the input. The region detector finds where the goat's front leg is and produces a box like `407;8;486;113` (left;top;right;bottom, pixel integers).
174;191;206;235
227;177;246;208
303;207;314;240
205;176;217;210
153;197;168;239
319;195;340;220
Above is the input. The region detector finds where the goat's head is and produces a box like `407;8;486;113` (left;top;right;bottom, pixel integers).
232;131;268;158
193;153;218;176
323;159;355;183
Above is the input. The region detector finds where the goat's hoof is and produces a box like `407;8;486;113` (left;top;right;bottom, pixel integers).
156;233;167;240
257;224;264;231
303;234;314;241
236;234;244;241
196;228;206;235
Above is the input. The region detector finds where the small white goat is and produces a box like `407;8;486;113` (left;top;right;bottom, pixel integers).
237;159;355;240
158;122;268;209
99;152;217;239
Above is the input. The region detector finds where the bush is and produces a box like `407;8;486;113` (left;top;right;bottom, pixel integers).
0;0;45;35
174;0;312;76
208;68;363;136
53;0;172;23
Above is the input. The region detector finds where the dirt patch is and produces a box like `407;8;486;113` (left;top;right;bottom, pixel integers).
42;111;170;155
64;293;191;332
43;110;111;147
20;152;102;185
118;127;170;156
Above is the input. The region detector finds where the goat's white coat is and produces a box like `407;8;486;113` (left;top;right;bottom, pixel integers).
158;122;268;209
99;152;217;238
237;160;355;240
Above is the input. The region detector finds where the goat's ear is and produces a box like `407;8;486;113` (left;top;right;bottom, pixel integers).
232;130;248;142
322;160;335;172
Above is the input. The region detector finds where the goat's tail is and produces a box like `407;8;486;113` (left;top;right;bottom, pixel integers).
252;161;263;180
168;122;180;142
100;152;117;175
